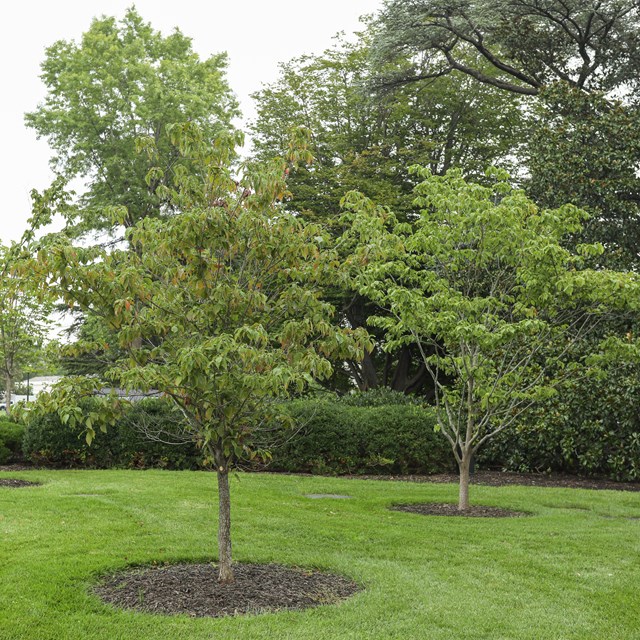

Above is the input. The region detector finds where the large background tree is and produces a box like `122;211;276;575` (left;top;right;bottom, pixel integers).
251;23;523;395
25;7;238;236
374;0;640;96
345;168;640;509
252;24;522;221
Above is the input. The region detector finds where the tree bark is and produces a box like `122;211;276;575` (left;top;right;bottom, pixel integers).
359;351;379;390
458;452;471;511
216;468;234;583
5;373;12;415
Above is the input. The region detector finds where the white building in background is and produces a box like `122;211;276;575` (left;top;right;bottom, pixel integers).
11;376;62;405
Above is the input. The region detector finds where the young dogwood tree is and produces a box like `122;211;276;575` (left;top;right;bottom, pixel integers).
35;125;370;582
344;167;640;510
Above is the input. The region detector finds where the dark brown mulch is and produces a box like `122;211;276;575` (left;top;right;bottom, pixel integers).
345;471;640;492
0;464;34;472
0;478;40;488
94;562;360;618
391;502;528;518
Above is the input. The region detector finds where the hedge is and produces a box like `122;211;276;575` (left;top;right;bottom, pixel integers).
19;380;640;480
267;394;451;475
21;390;452;475
22;399;202;470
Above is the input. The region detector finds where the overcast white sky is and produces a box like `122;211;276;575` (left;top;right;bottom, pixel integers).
2;0;382;243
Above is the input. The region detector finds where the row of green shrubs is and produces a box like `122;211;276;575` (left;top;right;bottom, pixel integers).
21;400;202;470
5;384;640;481
270;393;450;475
15;391;451;475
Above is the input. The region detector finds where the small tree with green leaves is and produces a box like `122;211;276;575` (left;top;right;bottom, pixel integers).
35;125;370;582
344;168;640;510
0;233;53;415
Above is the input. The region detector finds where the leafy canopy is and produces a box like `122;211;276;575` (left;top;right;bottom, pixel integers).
251;23;522;223
375;1;640;96
25;7;239;234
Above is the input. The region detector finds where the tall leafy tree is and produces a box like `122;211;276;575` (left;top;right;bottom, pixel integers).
25;7;238;235
35;125;370;582
251;25;522;394
374;1;640;96
345;168;640;509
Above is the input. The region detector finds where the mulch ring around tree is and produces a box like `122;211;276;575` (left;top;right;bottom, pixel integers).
0;478;40;488
391;502;528;518
94;562;360;618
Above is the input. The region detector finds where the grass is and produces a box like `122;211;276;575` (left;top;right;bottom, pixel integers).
0;469;638;640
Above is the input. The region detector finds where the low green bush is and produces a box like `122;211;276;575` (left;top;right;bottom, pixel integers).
268;395;451;475
22;399;202;470
0;420;25;464
478;365;640;482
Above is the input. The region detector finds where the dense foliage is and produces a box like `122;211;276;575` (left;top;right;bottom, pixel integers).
479;364;640;482
528;84;640;270
270;394;449;475
251;26;521;222
20;392;450;476
251;25;523;394
22;399;201;470
0;420;25;464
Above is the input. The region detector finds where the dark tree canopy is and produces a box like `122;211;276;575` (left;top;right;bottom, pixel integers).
251;24;523;397
375;1;640;96
528;84;640;269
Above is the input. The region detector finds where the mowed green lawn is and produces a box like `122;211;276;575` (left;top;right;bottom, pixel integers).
0;470;638;640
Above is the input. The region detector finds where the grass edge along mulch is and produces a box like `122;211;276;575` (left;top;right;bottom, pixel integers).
0;478;40;487
390;502;529;517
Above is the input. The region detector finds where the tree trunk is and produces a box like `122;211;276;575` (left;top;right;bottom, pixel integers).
359;351;379;390
458;453;471;511
216;468;234;583
5;374;12;415
391;345;428;395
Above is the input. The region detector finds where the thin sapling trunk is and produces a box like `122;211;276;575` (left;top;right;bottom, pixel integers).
457;449;472;511
5;374;12;415
216;466;234;583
